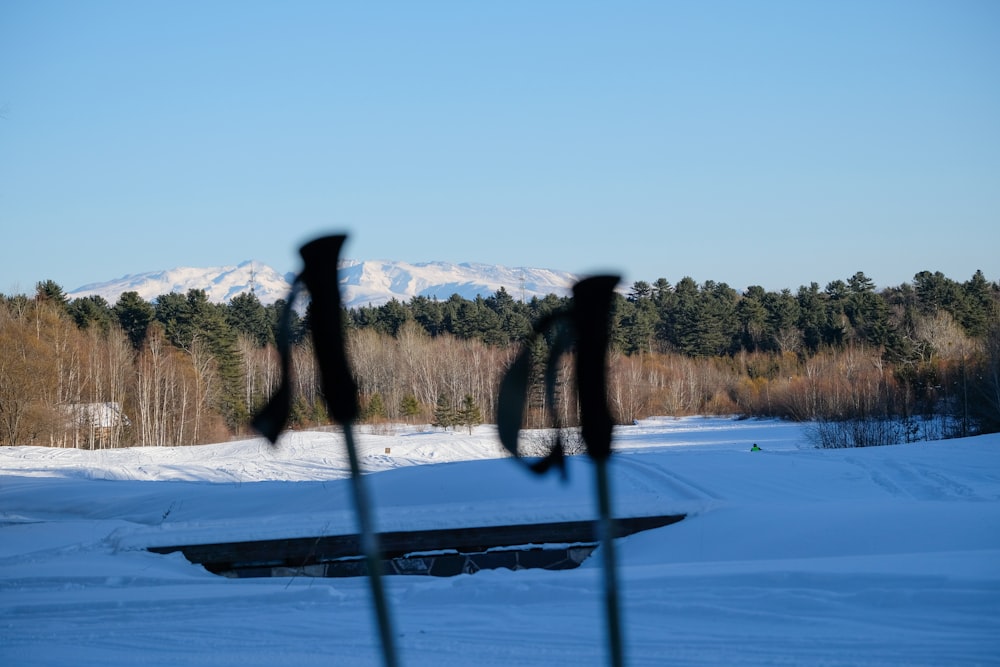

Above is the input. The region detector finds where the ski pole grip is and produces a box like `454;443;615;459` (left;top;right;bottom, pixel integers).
299;235;360;425
571;275;619;462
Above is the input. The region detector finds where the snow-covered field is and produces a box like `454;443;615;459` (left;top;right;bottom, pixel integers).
2;417;998;666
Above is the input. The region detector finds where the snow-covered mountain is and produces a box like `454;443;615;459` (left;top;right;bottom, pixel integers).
69;261;297;308
337;260;576;308
68;260;578;310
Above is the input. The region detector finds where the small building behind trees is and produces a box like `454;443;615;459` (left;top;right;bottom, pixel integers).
62;402;130;449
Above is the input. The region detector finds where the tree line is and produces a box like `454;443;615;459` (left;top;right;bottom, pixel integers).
1;268;997;448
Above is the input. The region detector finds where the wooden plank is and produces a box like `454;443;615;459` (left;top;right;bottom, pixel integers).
148;514;684;573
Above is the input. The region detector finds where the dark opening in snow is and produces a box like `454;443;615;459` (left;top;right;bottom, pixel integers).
148;514;685;578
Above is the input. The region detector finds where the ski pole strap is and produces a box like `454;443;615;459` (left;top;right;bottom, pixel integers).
496;310;571;476
252;276;303;443
495;275;620;473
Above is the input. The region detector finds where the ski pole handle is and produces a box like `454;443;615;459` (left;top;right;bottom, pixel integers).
298;235;359;425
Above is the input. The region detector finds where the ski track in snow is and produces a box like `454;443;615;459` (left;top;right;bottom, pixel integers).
614;451;723;504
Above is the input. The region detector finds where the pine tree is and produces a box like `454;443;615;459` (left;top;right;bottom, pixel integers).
764;289;802;354
620;292;657;355
458;394;482;434
433;393;456;430
737;286;768;352
796;282;826;353
113;291;155;349
364;392;387;422
845;272;890;347
68;295;114;332
155;290;246;431
409;295;445;336
34;280;69;310
400;394;421;423
375;298;410;337
227;292;273;346
154;292;191;348
960;270;998;338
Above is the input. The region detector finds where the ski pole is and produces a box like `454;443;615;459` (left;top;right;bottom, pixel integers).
298;236;398;667
495;274;623;666
254;234;398;667
572;276;624;667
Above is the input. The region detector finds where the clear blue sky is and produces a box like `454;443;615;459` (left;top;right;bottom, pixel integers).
2;1;998;295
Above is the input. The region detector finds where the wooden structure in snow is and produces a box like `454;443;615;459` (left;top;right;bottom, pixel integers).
149;514;685;578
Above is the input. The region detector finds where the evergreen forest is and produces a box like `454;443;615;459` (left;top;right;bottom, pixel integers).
1;269;998;449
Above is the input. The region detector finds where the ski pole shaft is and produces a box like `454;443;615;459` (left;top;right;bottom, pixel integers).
343;423;398;667
595;457;624;667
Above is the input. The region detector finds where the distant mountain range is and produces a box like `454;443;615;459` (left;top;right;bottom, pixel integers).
67;260;579;310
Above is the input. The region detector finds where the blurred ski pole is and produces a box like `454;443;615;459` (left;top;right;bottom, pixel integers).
496;275;624;667
572;276;624;667
253;234;398;667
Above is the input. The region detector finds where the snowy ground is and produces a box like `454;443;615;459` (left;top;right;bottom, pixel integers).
2;417;998;666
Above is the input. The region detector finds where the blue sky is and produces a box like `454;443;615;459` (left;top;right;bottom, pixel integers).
1;1;998;295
